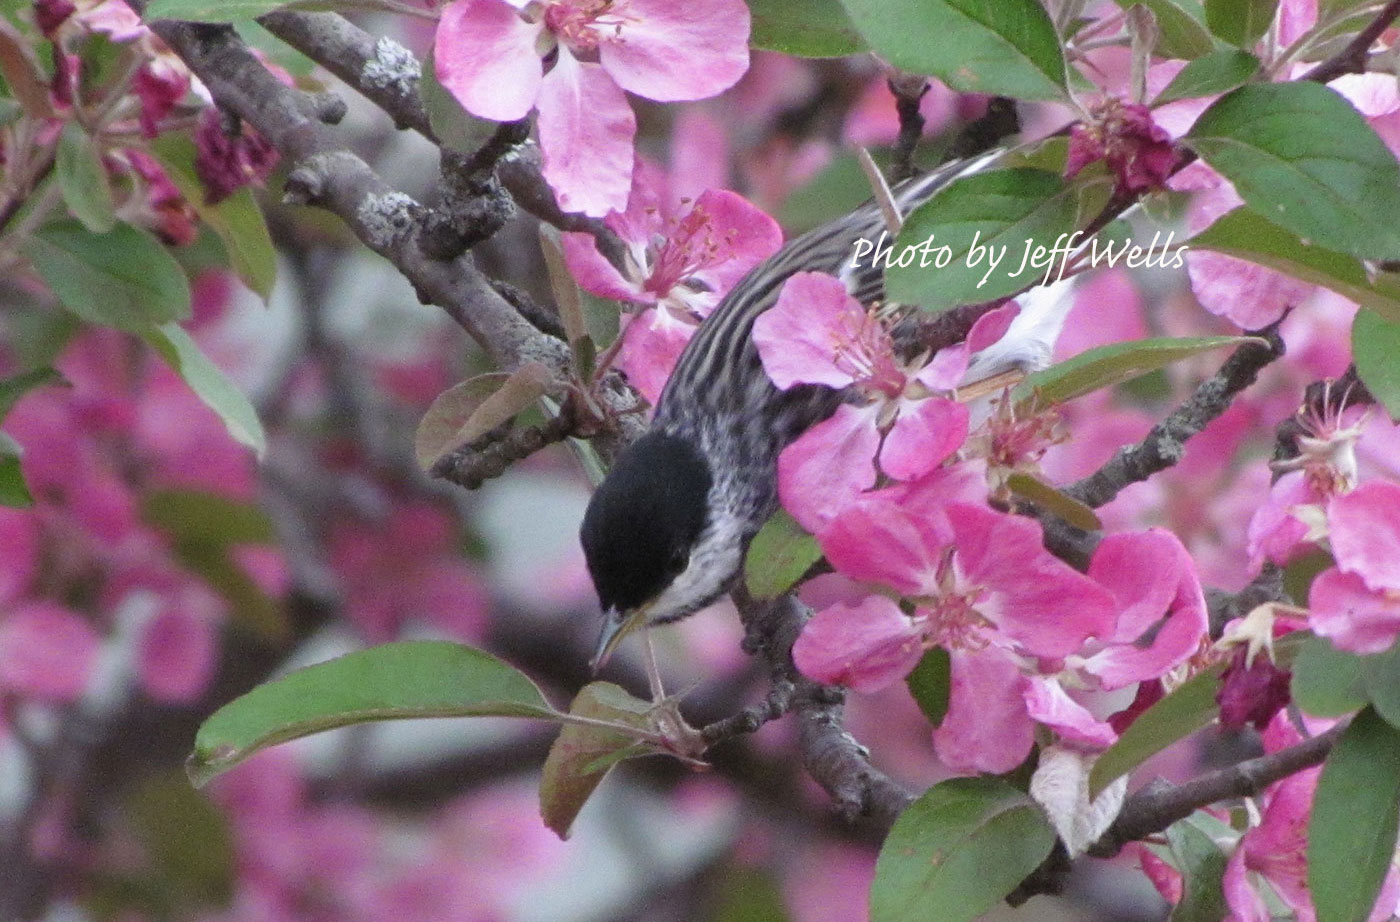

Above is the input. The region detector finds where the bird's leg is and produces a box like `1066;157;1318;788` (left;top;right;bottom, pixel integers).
642;628;667;703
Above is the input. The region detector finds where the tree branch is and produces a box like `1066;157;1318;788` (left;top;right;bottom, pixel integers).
1065;324;1286;509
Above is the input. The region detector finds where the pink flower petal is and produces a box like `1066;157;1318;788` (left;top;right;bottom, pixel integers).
1084;530;1208;688
1309;567;1400;654
881;397;969;481
1024;677;1117;749
137;606;218;704
1328;481;1400;593
681;189;783;293
1186;249;1313;330
561;230;649;303
820;499;944;596
1246;471;1318;570
754;272;864;390
537;50;636;217
934;647;1035;774
0;603;100;701
598;0;749;102
0;508;39;606
434;0;543;121
777;403;880;535
948;503;1116;657
792;596;924;693
615;307;694;406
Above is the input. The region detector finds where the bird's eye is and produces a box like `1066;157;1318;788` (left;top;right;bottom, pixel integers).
667;547;690;576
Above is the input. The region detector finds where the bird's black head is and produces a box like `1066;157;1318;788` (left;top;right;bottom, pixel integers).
580;431;714;618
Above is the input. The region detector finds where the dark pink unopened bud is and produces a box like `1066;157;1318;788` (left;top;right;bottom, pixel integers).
1066;99;1177;196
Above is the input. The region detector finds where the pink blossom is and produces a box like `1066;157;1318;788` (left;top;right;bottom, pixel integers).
1081;530;1208;689
1172;161;1314;329
1217;645;1292;731
0;507;39;606
1309;481;1400;653
434;0;750;216
756;272;1006;531
329;502;490;643
194;107;279;205
792;596;924;693
1066;99;1177;195
797;491;1118;773
842;75;957;148
0;602;100;701
562;160;781;403
135;605;218;704
1246;471;1323;571
133;57;190;138
115;149;199;246
1223;714;1400;922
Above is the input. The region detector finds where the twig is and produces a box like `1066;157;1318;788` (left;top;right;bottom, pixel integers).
887;73;928;183
1065;324;1286;509
1090;723;1345;856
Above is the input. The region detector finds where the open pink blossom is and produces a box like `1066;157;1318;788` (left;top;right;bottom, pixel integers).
434;0;749;216
1223;714;1400;922
0;602;100;702
562;161;781;403
796;494;1117;772
756;273;1020;532
1309;481;1400;652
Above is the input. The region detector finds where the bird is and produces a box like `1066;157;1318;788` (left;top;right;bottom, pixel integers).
579;150;1076;664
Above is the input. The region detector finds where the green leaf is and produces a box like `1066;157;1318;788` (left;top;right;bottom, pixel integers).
1090;664;1224;799
1114;0;1217;59
744;509;822;600
126;774;234;911
1310;707;1400;922
839;0;1068;100
151;134;277;301
906;647;951;726
143;490;286;639
415;373;510;470
707;865;793;922
0;366;64;419
420;48;497;152
0;433;32;508
25;220;191;333
539;682;652;839
189;641;557;786
1292;633;1368;718
1354;309;1400;420
1189;207;1400;324
144;489;276;544
749;0;866;56
1014;336;1258;411
1165;813;1229;922
1153;49;1259;105
886;168;1089;312
414;363;552;471
144;323;266;457
1362;643;1400;729
870;777;1055;922
56;122;116;233
1185;83;1400;261
1005;472;1101;531
1204;0;1278;47
144;0;286;20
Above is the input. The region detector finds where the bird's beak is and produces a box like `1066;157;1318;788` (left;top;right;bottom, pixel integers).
590;603;650;673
